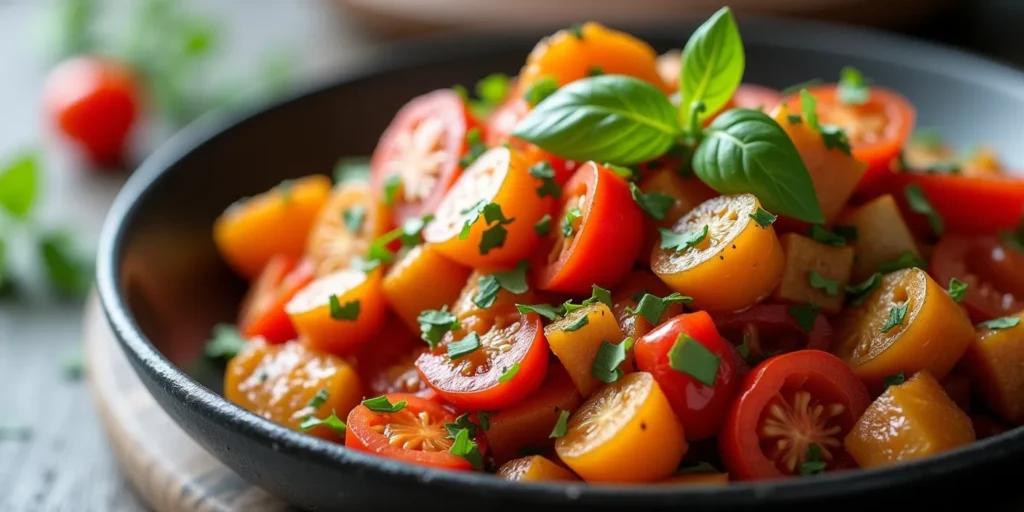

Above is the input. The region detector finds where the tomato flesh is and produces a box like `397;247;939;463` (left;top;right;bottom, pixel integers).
711;304;833;362
238;256;314;343
720;350;870;480
930;234;1024;322
538;162;644;294
416;311;548;410
635;311;740;441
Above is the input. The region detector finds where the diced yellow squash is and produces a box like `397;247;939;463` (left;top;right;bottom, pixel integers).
545;303;628;397
838;194;922;281
773;233;855;313
965;310;1024;425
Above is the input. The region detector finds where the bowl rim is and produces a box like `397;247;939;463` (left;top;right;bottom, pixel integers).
96;14;1024;505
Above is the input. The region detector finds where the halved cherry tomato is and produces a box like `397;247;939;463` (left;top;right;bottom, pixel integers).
520;22;668;93
43;56;140;168
286;268;388;356
611;269;684;340
497;455;579;482
238;256;315;343
635;311;739;441
225;340;362;442
306;182;393;277
345;393;478;471
711;304;833;362
214;175;332;279
931;234;1024;322
450;269;539;319
636;169;717;264
383;244;471;332
538;162;644;294
651;194;785;312
719;350;870;480
369;89;475;224
869;171;1024;236
415;310;548;410
422;146;548;267
555;372;687;482
786;85;914;191
356;319;437;400
833;268;976;392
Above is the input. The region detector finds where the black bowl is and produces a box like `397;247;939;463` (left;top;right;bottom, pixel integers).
97;16;1024;512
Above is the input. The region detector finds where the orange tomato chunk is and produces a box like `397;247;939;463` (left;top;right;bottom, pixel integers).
844;371;974;468
486;364;582;464
555;372;687;483
383;244;471;332
497;456;579;482
773;233;855;314
545;303;628;398
225;340;362;442
965;310;1024;425
214;175;331;278
286;268;387;356
839;194;922;281
305;181;392;277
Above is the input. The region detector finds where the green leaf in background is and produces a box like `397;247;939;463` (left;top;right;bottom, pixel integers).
0;152;40;220
679;7;744;126
38;230;93;298
54;0;96;59
334;157;371;184
693;108;825;223
0;239;8;293
513;75;679;165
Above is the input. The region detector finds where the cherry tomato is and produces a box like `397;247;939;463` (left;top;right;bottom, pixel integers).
787;85;915;191
538;162;644;294
930;234;1024;322
370;89;475;224
719;350;871;480
415;309;548;411
711;304;833;361
345;393;478;471
868;171;1024;236
238;256;315;343
286;268;388;356
43;56;140;168
306;182;393;277
635;311;739;441
356;319;437;400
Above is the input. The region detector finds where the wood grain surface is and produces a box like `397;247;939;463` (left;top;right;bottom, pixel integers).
82;293;295;512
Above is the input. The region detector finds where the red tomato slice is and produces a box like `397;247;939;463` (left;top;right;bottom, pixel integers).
868;171;1024;236
719;350;870;480
416;310;548;411
370;89;475;224
238;256;315;343
484;83;577;185
345;393;479;471
356;319;438;400
711;304;833;362
634;311;740;441
537;162;644;294
930;234;1024;322
787;85;915;191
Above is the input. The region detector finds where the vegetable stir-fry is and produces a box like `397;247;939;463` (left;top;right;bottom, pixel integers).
211;8;1024;484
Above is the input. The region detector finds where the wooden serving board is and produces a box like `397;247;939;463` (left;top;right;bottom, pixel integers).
83;294;294;512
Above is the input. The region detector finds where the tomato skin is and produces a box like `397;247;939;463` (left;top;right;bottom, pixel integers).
238;256;315;343
369;89;475;224
869;171;1024;236
345;393;475;471
635;312;739;441
787;85;915;191
720;350;871;480
931;234;1024;322
538;162;644;294
711;304;833;360
416;312;549;411
43;56;140;168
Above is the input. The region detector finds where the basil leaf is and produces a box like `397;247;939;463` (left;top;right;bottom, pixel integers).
693;108;824;223
679;7;744;124
748;207;777;228
513;75;679;165
0;152;39;219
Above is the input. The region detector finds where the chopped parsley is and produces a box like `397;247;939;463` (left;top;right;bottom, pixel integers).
477;411;491;431
846;273;883;307
562;313;589;332
808;224;848;247
786;114;802;125
880;302;909;333
625;292;693;325
417;307;460;350
448;332;481;360
460;73;510;118
498;362;520;383
445;413;480;439
591;338;634;384
629;182;674;221
524;76;559;106
459;128;488;169
458;201;515;255
877;252;927;274
800;89;852;155
343;206;366;234
904;184;944;236
799;443;827;476
605;163;638;181
561;206;583;237
788;303;820;333
947;278;968;303
659;224;708;252
587;66;604;77
329;296;360;321
448;427;484;470
472;260;529;308
568;23;584;39
308;389;329;410
808;271;840;296
278;179;294;204
748;207;777;228
516;303;564;321
978;316;1021;331
204;324;248;360
549;409;570;438
533;214;552;236
382;174;401;206
882;372;906;390
362;396;408;413
667;334;720;387
299;410;346;435
833;225;858;242
837;66;869;105
529;161;562;199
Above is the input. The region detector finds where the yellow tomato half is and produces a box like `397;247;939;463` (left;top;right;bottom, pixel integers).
305;182;392;277
286;268;387;356
497;456;579;482
382;244;470;333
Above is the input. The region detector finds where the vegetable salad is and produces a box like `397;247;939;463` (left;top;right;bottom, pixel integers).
211;8;1024;484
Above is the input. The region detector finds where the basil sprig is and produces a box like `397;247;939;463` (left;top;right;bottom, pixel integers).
510;7;824;223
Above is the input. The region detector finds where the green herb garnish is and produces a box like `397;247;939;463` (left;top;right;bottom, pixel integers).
472;261;529;308
808;224;848;247
846;273;883;307
880;302;909;333
362;396;408;413
882;372;906;390
498;362;520;383
837;66;869;105
788;303;820;333
299;410;346;434
799;443;827;476
204;324;247;359
659;224;708;252
978;316;1021;331
533;214;552;237
629;182;674;221
448;332;481;360
550;409;571;438
877;252;926;274
382;174;401;206
329;296;360;321
749;207;777;228
625;292;693;325
592;338;634;384
667;334;720;386
417;307;460;350
529;161;562;199
808;271;840;296
561;206;583;237
343;206;366;234
524;76;559;106
947;278;968;303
